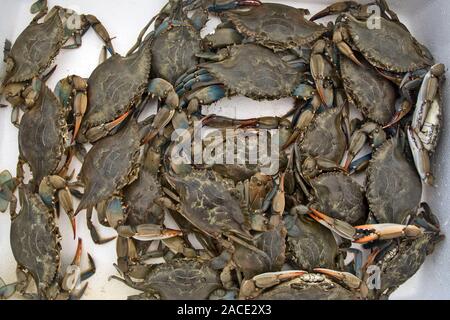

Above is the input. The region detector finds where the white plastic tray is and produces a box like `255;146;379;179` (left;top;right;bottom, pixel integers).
0;0;449;299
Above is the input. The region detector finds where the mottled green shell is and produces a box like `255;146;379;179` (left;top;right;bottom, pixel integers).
340;57;397;125
77;119;142;212
4;14;63;84
234;224;286;279
80;45;151;136
123;168;164;227
299;107;347;164
366;138;422;224
226;3;328;51
202;44;302;100
151;24;202;84
169;170;252;240
372;234;438;299
345;14;433;73
145;259;220;300
18;84;68;185
10;188;60;297
286;214;339;271
310;172;367;225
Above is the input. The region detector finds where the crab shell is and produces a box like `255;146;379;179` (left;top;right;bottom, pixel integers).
18;83;70;186
167;169;252;240
142;259;221;300
299;107;347;165
2;13;63;85
76;118;143;212
224;3;329;51
151;22;203;84
255;273;360;300
122;164;164;227
366;137;422;224
10;187;61;298
286;214;339;271
77;43;151;143
310;172;368;226
369;233;440;299
233;223;287;279
340;56;397;125
201;44;303;100
343;14;433;73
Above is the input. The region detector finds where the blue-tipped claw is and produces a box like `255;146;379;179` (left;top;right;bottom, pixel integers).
181;84;226;109
176;73;215;96
207;0;261;13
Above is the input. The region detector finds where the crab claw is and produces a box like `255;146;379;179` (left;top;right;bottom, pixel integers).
383;99;412;129
310;1;360;21
252;270;307;289
72;83;88;141
272;173;285;215
61;238;82;292
148;78;179;110
207;0;261;13
310;54;329;108
309;208;357;240
333;30;363;67
314;268;367;296
407;126;434;186
353;223;423;244
39;175;76;239
0;279;18;300
116;224;182;241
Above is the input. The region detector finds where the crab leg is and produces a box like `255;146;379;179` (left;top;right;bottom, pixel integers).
333;26;363;67
141;79;180;144
314;268;367;297
310;1;361;21
71;77;88;141
344;122;385;170
353;223;423;243
83;15;115;55
310;208;423;243
383;98;412;129
412;64;445;130
85;207;116;245
39;175;76;238
117;224;182;241
407;126;433;186
240;270;306;299
207;0;262;13
0;279;18;300
308;208;357;240
61;238;82;293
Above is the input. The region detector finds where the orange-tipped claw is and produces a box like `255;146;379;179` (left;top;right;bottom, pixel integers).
315;82;329;108
314;268;363;290
353;234;379;244
161;228;183;239
309;208;357;240
72;92;87;142
383;100;412;129
253;270;307;286
353;224;423;244
343;156;353;172
72;238;83;267
106;109;132;131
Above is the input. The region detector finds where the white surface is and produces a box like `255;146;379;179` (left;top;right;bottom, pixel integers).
0;0;449;300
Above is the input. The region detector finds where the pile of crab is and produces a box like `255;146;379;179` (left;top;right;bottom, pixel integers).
0;0;446;300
